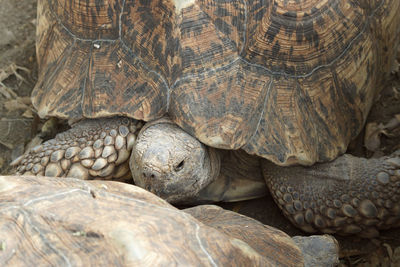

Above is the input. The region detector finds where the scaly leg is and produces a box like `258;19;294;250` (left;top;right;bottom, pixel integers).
12;117;141;182
262;152;400;237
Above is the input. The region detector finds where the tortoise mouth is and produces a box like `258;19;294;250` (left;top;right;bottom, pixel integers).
133;152;214;204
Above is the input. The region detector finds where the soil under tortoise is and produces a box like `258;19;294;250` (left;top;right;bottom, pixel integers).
12;0;400;238
0;175;339;266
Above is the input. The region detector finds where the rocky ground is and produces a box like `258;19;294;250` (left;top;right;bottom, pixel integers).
0;0;399;265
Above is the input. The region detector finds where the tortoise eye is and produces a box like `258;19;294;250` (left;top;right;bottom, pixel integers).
174;160;185;172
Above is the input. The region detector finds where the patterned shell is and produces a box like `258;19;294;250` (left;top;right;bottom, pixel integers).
34;0;400;166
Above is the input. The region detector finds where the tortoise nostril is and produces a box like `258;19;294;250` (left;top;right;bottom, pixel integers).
143;171;157;179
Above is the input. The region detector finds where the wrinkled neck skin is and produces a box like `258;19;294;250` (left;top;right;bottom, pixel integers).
130;119;221;204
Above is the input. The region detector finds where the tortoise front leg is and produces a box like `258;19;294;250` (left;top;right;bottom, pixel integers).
11;117;141;182
262;152;400;237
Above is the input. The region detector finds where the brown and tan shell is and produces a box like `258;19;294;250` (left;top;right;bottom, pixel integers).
0;175;307;266
33;0;400;166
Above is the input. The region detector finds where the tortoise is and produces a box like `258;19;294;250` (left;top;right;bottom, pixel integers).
0;175;339;266
12;0;400;237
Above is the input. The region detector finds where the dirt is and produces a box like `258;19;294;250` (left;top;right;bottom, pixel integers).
0;0;399;266
0;0;38;173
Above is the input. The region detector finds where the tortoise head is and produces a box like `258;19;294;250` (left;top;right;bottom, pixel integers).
130;119;221;203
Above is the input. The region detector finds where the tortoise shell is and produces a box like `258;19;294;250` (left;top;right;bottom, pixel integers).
0;175;309;266
33;0;400;166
